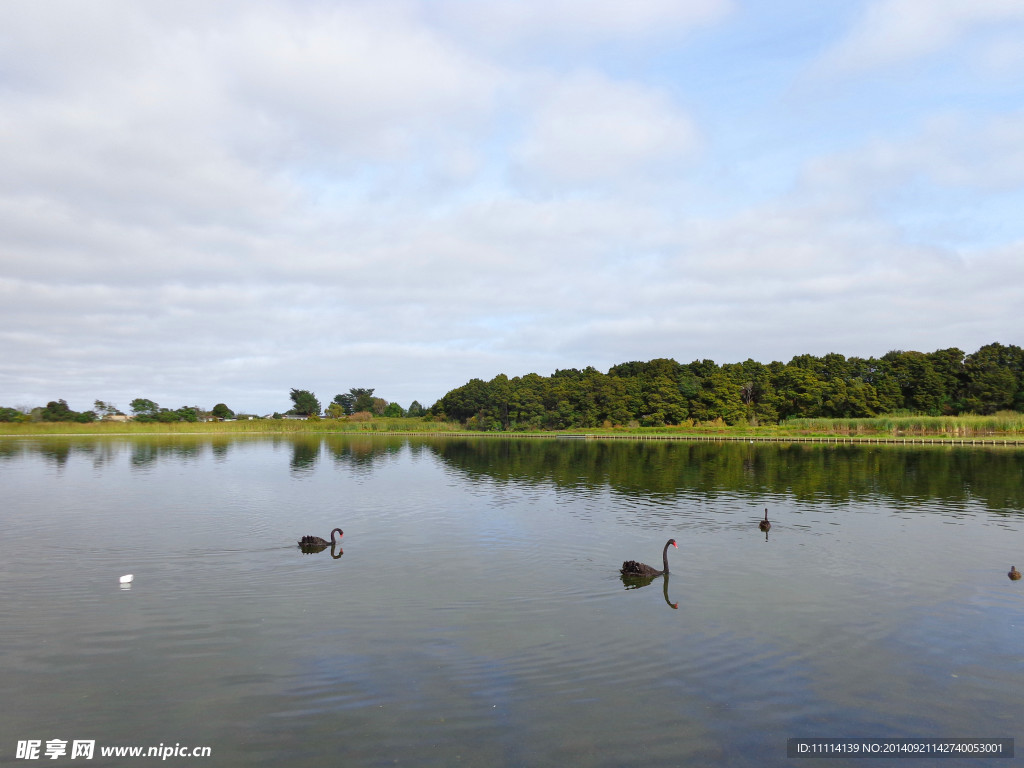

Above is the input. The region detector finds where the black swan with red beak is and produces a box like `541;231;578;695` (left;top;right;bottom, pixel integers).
298;528;343;548
621;539;677;578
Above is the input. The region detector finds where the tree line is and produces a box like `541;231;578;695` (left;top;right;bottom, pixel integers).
5;343;1020;428
284;388;426;419
0;388;426;423
0;398;244;423
431;343;1024;430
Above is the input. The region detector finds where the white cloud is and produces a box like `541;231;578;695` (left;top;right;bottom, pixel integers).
795;110;1024;249
0;0;1021;415
219;3;501;167
436;0;732;47
924;112;1024;189
511;72;700;189
979;34;1024;73
822;0;1024;73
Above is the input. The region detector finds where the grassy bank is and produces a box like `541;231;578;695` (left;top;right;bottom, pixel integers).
0;417;464;436
2;412;1022;442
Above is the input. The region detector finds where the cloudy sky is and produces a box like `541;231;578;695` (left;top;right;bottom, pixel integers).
2;0;1022;416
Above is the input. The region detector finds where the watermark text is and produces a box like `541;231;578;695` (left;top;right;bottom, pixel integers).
16;740;211;760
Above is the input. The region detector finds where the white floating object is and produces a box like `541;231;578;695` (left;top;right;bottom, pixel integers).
119;574;134;584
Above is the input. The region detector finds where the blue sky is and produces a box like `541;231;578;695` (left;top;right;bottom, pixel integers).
1;0;1022;415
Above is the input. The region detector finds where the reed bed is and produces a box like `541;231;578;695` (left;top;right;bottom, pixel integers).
782;411;1024;437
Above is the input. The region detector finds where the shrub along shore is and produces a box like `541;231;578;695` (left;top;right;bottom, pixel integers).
1;412;1023;444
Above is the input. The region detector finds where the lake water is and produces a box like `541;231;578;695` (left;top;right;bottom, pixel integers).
1;435;1022;767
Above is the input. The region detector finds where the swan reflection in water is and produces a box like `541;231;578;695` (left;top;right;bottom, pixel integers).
298;542;344;558
619;570;678;609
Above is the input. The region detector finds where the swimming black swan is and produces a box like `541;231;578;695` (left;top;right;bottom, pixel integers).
1010;566;1022;581
298;528;344;547
621;539;677;578
759;508;771;532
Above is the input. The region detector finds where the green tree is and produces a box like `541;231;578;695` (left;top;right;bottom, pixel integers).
174;406;199;422
93;400;121;417
881;350;946;414
593;372;630;426
774;363;828;419
508;374;546;429
722;359;778;424
859;358;902;413
440;379;490;424
690;371;746;424
640;374;687;426
289;389;321;416
37;399;96;422
545;369;590;428
0;406;28;422
477;374;510;429
430;342;1022;430
963;343;1023;413
927;347;966;413
383;402;404;417
211;403;234;420
40;399;74;421
333;393;355;415
130;398;160;421
348;388;375;413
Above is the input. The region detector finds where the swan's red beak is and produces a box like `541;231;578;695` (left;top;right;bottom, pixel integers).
673;542;678;548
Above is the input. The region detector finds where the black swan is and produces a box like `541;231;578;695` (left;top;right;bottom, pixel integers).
621;539;677;578
1010;566;1021;581
298;528;344;547
759;508;771;532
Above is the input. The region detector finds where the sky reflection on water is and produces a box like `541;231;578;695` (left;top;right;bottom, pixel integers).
1;436;1022;767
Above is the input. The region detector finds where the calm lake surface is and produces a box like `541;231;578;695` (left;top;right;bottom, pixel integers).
2;435;1022;767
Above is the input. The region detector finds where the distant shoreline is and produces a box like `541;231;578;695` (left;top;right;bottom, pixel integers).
2;416;1022;445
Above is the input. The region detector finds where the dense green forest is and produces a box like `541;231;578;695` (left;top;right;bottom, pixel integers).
431;343;1024;430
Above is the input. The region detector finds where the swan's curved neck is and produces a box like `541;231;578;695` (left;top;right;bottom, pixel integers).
663;541;671;574
331;528;343;544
